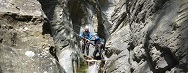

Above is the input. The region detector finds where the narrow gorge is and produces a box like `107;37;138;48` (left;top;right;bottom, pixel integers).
0;0;188;73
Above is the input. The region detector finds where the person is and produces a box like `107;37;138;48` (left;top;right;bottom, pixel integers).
91;33;103;60
79;26;92;56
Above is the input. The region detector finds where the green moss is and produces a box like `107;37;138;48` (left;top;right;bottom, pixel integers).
77;61;88;73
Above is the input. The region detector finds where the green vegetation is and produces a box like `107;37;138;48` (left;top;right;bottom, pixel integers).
77;61;88;73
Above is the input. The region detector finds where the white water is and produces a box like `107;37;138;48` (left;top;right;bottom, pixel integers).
87;62;100;73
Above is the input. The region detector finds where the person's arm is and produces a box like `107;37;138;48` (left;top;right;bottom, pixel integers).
95;36;100;40
90;39;95;41
88;34;93;40
79;32;84;39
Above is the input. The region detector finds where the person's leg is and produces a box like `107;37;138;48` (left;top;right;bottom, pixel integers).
86;43;89;56
81;41;85;54
93;48;98;59
98;45;102;59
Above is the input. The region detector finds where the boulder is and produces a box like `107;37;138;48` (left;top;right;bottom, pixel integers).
0;0;59;73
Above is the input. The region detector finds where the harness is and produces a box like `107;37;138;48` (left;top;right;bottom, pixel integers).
83;31;90;39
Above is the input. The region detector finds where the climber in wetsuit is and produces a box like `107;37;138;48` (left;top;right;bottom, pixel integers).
79;26;92;56
91;33;103;60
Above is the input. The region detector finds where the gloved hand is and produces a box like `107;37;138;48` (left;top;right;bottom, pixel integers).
81;36;84;39
86;39;91;44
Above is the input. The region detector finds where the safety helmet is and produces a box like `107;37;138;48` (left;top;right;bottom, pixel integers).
85;26;89;32
85;26;89;30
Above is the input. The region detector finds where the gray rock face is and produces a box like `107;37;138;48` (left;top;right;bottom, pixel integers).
100;0;188;73
0;0;59;73
39;0;84;73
